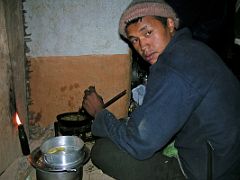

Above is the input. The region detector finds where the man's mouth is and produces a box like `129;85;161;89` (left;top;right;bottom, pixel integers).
145;52;156;64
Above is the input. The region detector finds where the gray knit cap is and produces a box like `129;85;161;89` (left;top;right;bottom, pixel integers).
119;0;179;38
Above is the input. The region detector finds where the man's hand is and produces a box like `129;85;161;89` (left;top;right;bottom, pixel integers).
82;86;104;117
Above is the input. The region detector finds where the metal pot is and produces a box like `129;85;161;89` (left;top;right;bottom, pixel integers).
40;136;85;169
36;166;83;180
56;89;127;132
56;112;92;130
28;142;90;180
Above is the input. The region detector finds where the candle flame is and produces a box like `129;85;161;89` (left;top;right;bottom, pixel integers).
15;112;22;125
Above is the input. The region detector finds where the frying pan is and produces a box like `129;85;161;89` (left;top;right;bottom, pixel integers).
56;90;127;127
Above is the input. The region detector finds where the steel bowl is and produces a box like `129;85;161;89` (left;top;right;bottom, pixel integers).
40;136;85;169
28;145;90;180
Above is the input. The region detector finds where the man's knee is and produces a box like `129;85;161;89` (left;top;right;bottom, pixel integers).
90;138;116;168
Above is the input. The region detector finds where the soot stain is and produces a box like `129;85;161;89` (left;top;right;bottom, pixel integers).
69;85;73;91
74;83;79;88
60;86;67;92
29;111;42;125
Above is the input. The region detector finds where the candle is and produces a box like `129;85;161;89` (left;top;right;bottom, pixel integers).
16;113;30;156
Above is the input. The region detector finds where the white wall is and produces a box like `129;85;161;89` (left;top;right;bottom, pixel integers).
24;0;131;57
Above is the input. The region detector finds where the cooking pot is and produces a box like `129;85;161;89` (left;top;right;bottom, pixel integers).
56;112;92;128
56;90;127;136
40;136;85;169
36;167;83;180
56;112;93;139
28;136;90;180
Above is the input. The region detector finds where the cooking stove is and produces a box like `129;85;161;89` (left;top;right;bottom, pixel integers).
54;121;95;142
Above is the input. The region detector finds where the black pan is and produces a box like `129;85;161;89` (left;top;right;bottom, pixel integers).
56;90;127;127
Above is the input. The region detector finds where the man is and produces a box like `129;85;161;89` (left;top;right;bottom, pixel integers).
82;0;240;179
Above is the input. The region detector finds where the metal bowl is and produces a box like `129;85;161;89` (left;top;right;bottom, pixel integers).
28;146;90;180
40;136;85;169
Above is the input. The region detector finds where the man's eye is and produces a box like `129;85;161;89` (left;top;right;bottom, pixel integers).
145;31;152;37
130;39;138;44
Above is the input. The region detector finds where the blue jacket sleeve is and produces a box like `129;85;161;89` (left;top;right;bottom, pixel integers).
92;65;201;160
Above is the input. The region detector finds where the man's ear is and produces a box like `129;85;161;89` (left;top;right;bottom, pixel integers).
167;18;175;32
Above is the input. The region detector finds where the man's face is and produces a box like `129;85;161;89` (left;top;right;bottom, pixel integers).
126;16;175;65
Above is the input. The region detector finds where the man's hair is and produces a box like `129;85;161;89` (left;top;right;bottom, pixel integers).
125;16;168;32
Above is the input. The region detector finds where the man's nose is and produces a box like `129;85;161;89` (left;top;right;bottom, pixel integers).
139;38;147;52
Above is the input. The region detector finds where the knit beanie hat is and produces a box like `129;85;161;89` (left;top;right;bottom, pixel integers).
119;0;179;39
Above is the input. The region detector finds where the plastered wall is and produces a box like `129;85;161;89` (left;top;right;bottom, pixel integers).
29;55;132;127
24;0;133;127
24;0;131;56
